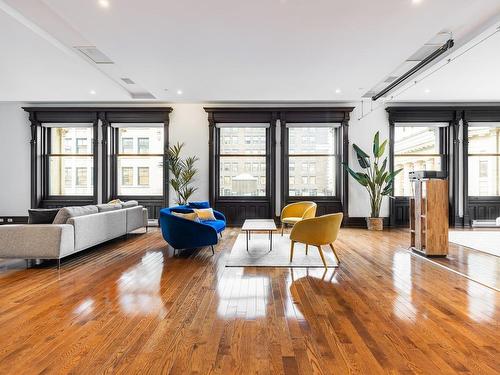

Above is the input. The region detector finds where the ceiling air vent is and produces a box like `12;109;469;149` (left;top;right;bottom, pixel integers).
120;77;136;85
75;46;114;64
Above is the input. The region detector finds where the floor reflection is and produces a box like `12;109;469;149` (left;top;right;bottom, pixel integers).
216;268;270;319
392;251;417;321
117;251;166;317
467;278;497;323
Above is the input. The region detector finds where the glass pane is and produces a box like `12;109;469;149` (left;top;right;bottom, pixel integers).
288;127;336;155
219;156;266;196
118;128;163;154
288;156;336;196
468;156;500;196
51;127;93;154
49;156;93;196
468;126;500;154
394;156;442;196
117;156;163;195
394;127;440;155
220;127;266;155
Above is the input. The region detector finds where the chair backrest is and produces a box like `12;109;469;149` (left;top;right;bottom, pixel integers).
282;201;317;218
290;213;343;245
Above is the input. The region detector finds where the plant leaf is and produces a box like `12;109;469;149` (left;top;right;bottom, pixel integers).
373;131;380;157
352;144;370;169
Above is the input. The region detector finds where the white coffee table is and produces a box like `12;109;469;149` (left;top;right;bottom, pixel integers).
241;219;277;252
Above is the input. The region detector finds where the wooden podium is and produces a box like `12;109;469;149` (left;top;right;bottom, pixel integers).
410;178;448;257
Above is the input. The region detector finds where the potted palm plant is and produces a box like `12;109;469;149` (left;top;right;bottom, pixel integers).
167;142;199;205
343;132;402;230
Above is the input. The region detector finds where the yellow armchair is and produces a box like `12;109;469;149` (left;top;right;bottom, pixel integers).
289;213;343;268
280;201;317;236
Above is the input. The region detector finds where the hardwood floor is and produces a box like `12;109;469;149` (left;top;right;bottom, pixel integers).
0;228;498;374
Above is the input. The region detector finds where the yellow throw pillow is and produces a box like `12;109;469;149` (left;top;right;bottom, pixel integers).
193;208;216;221
172;211;199;221
108;199;123;205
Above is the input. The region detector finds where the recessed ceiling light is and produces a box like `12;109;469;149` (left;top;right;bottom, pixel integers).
98;0;110;8
335;88;341;94
176;89;183;95
424;88;431;94
412;0;422;5
90;90;96;95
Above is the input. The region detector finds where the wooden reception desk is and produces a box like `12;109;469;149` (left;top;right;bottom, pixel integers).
410;178;448;257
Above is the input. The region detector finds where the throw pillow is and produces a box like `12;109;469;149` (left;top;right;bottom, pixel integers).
97;203;122;212
108;199;123;205
121;200;139;208
52;205;98;224
28;208;60;224
193;208;216;221
172;211;200;222
188;201;210;209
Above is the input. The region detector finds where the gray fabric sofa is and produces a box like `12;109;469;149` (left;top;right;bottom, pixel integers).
0;205;148;263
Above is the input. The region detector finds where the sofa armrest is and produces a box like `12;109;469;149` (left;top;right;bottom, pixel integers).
213;209;226;223
0;224;74;259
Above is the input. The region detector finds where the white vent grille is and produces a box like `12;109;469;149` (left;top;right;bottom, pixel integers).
75;46;113;64
121;77;136;85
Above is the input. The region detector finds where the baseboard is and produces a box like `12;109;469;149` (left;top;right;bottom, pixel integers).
343;217;390;228
0;216;28;225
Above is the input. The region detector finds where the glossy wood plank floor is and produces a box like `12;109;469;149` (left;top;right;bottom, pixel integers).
0;228;498;375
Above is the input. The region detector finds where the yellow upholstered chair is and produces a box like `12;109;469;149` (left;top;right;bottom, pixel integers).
289;213;343;268
280;201;317;236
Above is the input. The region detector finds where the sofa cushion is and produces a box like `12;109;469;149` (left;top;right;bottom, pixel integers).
97;203;122;212
193;208;216;221
121;200;139;208
188;201;210;209
200;219;225;232
172;211;200;222
52;205;98;224
28;208;60;224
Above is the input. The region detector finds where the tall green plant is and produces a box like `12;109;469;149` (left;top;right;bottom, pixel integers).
343;132;402;218
167;142;199;205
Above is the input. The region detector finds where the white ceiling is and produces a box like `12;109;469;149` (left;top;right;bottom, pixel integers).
1;0;500;102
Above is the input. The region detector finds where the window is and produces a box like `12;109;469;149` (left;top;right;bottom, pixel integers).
122;167;133;186
468;125;500;196
287;126;337;197
138;167;149;186
76;167;88;187
122;138;133;153
393;126;445;196
64;168;72;187
138;138;149;154
219;127;267;197
76;138;88;154
116;127;163;196
48;127;94;196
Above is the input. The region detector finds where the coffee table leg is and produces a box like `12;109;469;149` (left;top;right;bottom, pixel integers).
269;230;273;251
246;230;249;252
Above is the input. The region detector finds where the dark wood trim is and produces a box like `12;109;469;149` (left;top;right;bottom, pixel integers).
0;216;29;225
279;108;353;222
462;118;470;226
24;107;172;212
450;113;461;227
343;217;390;228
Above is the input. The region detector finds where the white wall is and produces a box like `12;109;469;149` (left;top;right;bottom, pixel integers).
0;101;391;218
0;102;30;215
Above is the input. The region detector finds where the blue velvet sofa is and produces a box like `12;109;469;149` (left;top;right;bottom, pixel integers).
159;203;226;255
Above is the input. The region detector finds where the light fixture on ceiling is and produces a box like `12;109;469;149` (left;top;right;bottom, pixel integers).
371;38;454;101
411;0;422;5
176;89;183;95
335;88;341;94
424;88;431;94
90;90;96;95
98;0;110;8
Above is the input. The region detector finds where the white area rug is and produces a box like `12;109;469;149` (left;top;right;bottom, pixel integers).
226;233;338;267
449;231;500;257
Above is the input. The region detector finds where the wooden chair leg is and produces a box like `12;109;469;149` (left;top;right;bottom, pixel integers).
290;241;295;262
329;243;340;264
317;246;327;268
281;223;284;236
305;244;308;255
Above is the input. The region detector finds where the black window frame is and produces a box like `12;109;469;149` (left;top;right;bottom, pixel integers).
283;124;342;202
